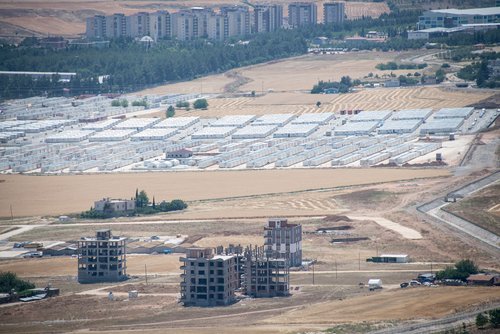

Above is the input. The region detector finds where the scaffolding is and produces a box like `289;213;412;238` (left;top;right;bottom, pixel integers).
242;245;290;298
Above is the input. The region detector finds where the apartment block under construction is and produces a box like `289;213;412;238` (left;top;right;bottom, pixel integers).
264;218;302;267
242;245;290;298
77;229;127;283
180;247;239;306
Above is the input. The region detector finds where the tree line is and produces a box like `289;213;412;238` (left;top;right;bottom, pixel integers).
0;31;307;100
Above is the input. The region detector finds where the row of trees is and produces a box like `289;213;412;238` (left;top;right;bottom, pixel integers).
376;61;427;70
134;189;188;215
311;76;360;94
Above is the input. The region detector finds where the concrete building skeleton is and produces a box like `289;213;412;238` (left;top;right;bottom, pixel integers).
179;247;239;306
242;245;290;298
77;229;127;283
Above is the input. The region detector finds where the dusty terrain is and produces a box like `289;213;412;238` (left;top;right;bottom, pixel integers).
0;168;448;217
1;169;499;333
0;0;389;38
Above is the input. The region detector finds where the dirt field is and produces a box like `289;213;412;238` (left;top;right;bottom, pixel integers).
0;0;388;37
0;283;498;333
141;51;427;96
0;168;448;217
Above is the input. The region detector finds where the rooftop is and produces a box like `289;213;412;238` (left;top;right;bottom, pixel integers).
428;7;500;16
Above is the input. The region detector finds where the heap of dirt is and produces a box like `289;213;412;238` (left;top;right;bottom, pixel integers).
183;234;203;244
467;92;500;109
323;215;352;222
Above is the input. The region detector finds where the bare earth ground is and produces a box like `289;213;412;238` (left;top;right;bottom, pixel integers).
0;168;448;217
1;171;500;333
0;0;388;37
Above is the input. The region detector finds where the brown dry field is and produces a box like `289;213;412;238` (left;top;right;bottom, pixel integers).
0;0;388;37
140;51;428;95
139;52;496;119
0;168;449;217
1;284;498;333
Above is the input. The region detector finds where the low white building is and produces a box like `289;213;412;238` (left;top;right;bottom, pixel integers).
292;113;335;125
94;198;136;212
377;254;409;263
334;121;378;136
232;125;277;139
191;126;237;139
273;124;319;138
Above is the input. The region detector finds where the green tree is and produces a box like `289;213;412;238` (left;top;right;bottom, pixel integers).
316;101;321;108
488;308;500;328
436;69;446;83
111;99;121;107
436;259;478;281
136;190;149;208
176;101;190;108
476;60;490;87
120;99;129;108
476;313;488;329
166;105;175;118
0;272;35;293
193;98;208;109
455;259;478;276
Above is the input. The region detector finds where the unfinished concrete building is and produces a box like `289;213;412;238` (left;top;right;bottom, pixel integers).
264;218;302;267
242;245;290;298
180;247;239;306
77;229;127;283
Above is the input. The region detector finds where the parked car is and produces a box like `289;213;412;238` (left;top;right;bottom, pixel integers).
409;280;421;286
400;282;409;288
23;252;42;258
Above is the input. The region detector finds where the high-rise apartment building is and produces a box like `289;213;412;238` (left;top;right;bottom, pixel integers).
149;11;171;41
221;6;251;38
86;15;107;39
77;229;127;283
127;12;150;37
288;2;317;27
324;2;345;25
253;5;283;33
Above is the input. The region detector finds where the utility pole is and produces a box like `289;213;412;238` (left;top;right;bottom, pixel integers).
145;264;148;285
430;261;433;275
335;259;338;279
312;261;315;285
358;251;361;271
10;204;13;221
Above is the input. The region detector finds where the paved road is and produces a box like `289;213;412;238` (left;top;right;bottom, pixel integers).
417;171;500;251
